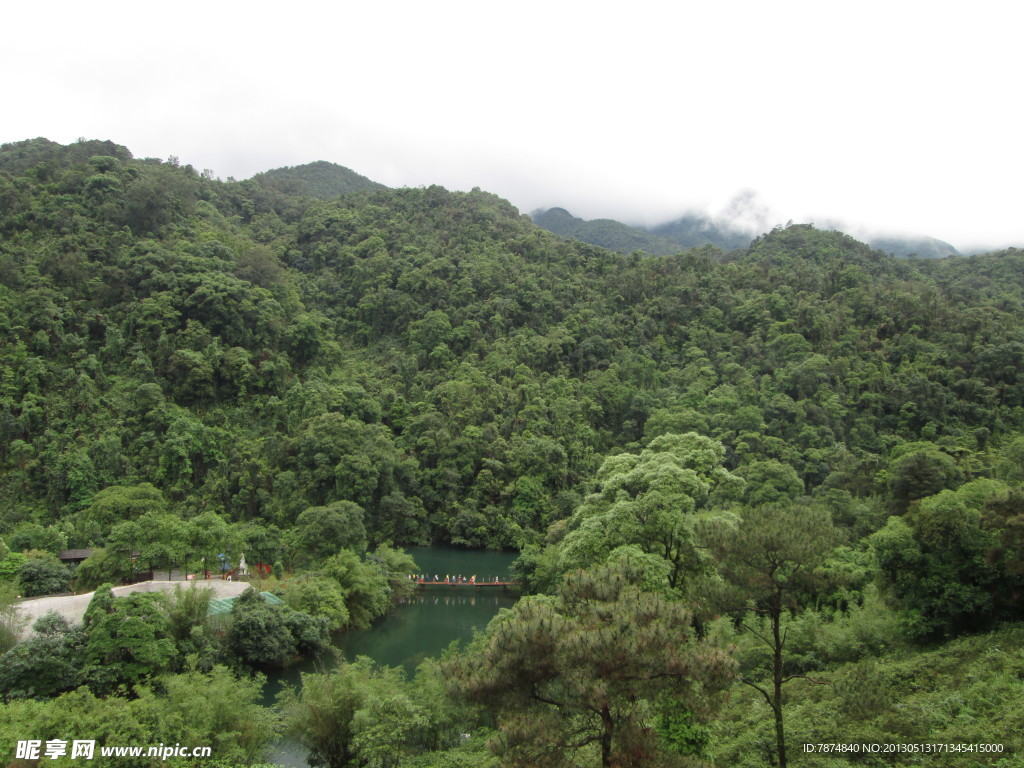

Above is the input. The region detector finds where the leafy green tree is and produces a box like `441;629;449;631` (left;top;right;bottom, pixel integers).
887;445;964;512
121;159;198;235
449;559;736;768
285;575;350;630
228;589;328;666
83;583;115;629
144;665;281;764
80;483;167;539
351;691;431;768
871;488;1000;638
981;487;1024;614
0;552;27;584
0;584;24;655
281;608;331;657
188;510;237;578
286;657;430;768
227;589;297;665
321;550;390;629
238;521;285;567
0;613;85;700
709;504;839;768
136;510;191;579
7;522;67;556
0;665;279;767
17;554;71;597
83;592;177;694
368;542;419;603
295;501;368;563
163;585;223;670
290;413;391;508
74;547;132;590
556;433;743;589
733;460;805;506
106;521;143;579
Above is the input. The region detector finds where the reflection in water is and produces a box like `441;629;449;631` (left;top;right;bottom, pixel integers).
336;587;516;673
399;594;505;608
262;546;519;767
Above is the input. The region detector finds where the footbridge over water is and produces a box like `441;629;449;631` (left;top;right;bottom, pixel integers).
413;578;519;589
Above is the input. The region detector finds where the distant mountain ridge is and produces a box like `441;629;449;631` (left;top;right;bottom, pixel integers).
250;160;386;199
648;214;754;252
531;206;961;259
529;207;763;254
867;235;960;259
530;208;689;256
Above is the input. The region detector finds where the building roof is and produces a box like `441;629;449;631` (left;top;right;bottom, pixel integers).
206;591;285;616
58;549;95;561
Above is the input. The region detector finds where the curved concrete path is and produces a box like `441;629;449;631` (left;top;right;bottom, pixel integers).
12;580;251;639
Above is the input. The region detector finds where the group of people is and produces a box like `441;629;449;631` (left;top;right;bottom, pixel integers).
407;573;502;584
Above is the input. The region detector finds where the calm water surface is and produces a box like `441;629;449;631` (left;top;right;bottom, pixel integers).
263;546;519;766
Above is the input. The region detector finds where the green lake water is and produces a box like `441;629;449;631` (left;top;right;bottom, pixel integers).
263;546;519;767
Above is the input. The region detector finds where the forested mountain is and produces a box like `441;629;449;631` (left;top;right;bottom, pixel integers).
250;160;386;199
531;206;752;253
648;211;755;251
530;207;693;255
533;205;961;259
4;136;1024;766
869;233;960;259
2;136;1024;550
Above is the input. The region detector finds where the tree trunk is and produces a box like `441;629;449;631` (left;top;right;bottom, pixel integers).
600;703;615;768
772;590;787;768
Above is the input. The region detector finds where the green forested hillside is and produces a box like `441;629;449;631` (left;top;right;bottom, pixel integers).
532;206;960;259
250;160;387;199
649;212;754;251
530;207;692;255
3;137;1022;548
3;136;1024;766
865;234;960;259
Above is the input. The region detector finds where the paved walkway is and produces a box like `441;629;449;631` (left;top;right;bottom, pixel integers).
13;580;251;639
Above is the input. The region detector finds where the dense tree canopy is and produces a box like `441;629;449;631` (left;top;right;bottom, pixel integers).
6;137;1024;766
449;559;736;767
5;137;1024;555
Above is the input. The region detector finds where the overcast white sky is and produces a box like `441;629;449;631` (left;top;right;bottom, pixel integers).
4;0;1021;250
